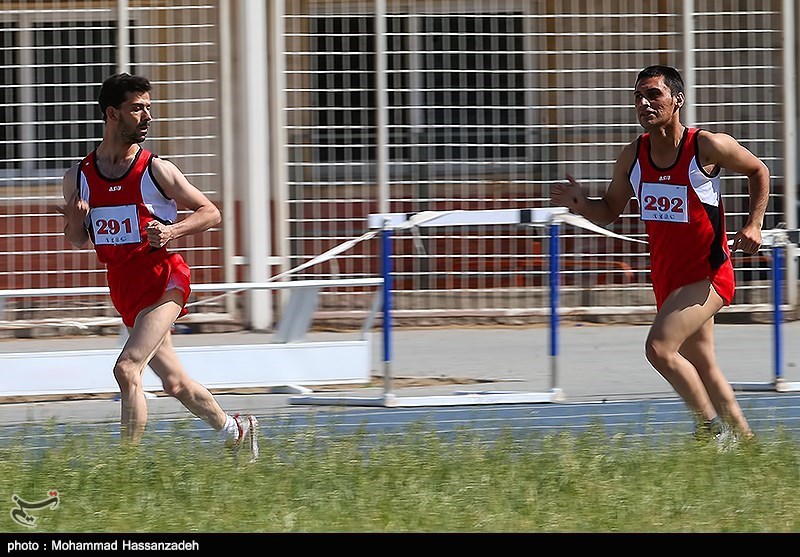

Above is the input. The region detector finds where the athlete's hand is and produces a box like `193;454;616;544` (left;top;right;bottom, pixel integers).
551;174;586;212
145;220;173;248
57;189;89;225
730;222;763;255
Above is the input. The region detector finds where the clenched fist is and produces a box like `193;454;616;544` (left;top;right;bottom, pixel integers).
58;189;90;223
145;220;173;248
729;222;763;255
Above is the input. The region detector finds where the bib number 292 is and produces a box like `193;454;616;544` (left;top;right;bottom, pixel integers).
640;183;689;223
643;195;684;214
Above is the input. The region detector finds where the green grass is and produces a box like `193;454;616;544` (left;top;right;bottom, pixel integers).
2;420;800;532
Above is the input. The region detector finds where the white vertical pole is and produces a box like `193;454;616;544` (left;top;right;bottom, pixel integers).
219;0;236;316
116;0;130;74
682;0;696;127
375;0;389;214
240;0;272;330
783;0;798;307
268;0;290;312
375;0;391;392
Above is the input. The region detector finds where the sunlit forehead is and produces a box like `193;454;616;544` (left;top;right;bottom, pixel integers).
634;84;667;102
123;92;152;112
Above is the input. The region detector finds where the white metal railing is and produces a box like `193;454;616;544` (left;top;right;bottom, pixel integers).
0;277;384;397
0;278;384;332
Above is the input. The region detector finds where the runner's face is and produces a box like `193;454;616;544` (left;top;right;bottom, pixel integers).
633;76;682;130
113;92;152;144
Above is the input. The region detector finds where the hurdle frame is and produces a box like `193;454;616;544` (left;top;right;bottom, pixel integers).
290;208;568;408
731;230;800;393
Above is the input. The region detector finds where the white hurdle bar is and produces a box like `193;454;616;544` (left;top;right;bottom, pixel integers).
732;229;800;393
0;279;384;397
291;207;569;408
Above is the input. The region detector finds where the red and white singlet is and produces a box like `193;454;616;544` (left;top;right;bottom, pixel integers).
77;147;191;326
628;127;734;308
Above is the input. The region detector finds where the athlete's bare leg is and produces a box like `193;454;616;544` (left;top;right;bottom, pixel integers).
679;318;752;436
147;328;227;431
114;289;183;443
644;280;723;424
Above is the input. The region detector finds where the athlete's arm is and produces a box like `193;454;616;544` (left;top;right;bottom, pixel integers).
146;158;221;247
59;164;90;248
551;141;636;226
698;131;769;254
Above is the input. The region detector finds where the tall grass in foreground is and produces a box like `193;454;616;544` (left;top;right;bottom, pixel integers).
2;420;799;532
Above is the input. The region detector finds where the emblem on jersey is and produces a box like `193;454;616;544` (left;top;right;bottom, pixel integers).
108;185;122;192
658;175;671;181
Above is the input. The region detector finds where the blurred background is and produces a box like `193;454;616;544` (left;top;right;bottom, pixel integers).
0;0;796;334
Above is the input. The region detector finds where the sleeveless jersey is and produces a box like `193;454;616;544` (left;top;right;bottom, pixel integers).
78;147;177;267
628;127;734;308
77;148;190;326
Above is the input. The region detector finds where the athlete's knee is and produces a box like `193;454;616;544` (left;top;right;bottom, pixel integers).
113;356;142;391
644;337;677;370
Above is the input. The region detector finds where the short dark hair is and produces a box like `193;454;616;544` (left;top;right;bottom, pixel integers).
98;73;151;121
636;65;684;97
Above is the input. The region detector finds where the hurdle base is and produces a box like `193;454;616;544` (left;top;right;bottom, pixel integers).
777;381;800;392
268;384;314;395
289;388;566;408
0;341;371;398
732;380;800;393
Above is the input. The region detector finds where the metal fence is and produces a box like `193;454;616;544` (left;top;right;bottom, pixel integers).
0;0;226;328
0;0;796;332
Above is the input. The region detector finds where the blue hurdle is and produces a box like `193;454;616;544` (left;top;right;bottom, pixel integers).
732;229;800;393
291;208;568;408
289;208;800;407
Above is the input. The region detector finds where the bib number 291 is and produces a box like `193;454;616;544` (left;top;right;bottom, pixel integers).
91;205;141;245
96;217;133;236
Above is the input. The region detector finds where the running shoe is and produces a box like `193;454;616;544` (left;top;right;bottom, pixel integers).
713;427;740;453
226;413;259;463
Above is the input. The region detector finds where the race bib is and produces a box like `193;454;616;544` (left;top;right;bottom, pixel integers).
640;182;689;223
90;205;141;245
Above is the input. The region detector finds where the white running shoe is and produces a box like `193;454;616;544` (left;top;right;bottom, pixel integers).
226;413;259;463
713;428;740;453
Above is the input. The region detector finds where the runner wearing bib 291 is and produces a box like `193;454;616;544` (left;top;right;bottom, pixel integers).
76;147;190;326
